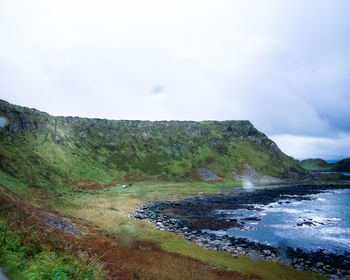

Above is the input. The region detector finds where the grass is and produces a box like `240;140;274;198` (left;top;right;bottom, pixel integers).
0;99;307;189
0;218;105;280
50;181;326;280
0;171;326;280
0;100;321;279
299;159;334;171
161;238;325;280
300;158;350;172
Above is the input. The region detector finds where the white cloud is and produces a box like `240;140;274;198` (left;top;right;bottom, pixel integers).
271;134;350;160
0;0;350;158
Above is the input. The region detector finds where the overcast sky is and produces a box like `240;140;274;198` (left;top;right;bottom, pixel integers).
1;0;349;159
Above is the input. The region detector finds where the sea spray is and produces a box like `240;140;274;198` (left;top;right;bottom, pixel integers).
243;177;255;192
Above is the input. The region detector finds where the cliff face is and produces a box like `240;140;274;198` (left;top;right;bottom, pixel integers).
0;99;306;188
334;158;350;172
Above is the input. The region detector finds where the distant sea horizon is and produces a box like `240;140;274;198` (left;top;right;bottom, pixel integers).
296;158;345;163
326;160;339;164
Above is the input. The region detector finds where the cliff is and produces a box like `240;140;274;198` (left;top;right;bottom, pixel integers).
333;158;350;172
0;99;306;188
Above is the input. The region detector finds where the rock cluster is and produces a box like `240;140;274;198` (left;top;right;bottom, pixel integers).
196;167;222;182
42;213;80;235
133;188;350;280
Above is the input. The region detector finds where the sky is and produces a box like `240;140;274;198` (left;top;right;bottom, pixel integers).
0;0;349;160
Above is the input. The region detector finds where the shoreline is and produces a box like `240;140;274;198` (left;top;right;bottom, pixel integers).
134;183;350;280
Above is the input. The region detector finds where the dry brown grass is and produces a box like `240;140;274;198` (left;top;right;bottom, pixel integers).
0;193;258;280
49;183;325;280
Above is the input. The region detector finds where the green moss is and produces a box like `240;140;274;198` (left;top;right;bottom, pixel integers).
159;235;325;280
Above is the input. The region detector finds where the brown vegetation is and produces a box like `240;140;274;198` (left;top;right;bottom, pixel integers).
73;179;116;190
0;193;259;280
124;173;148;183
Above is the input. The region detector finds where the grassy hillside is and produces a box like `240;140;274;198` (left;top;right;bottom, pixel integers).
299;158;333;171
0;99;305;191
0;99;326;280
300;158;350;172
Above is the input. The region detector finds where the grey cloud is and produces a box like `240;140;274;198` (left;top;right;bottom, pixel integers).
0;0;350;158
271;134;350;160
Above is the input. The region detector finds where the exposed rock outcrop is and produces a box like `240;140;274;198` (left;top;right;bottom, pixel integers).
232;164;283;185
196;167;223;182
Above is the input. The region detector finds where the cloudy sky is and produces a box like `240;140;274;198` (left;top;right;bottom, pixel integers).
1;0;349;159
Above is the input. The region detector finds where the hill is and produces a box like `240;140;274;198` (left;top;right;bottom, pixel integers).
0;99;325;280
300;158;350;172
299;158;333;171
0;99;305;190
334;158;350;172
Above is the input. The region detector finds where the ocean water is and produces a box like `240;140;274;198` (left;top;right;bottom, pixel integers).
206;189;350;254
326;160;339;164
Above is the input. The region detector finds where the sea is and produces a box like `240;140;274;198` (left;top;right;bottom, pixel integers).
205;188;350;254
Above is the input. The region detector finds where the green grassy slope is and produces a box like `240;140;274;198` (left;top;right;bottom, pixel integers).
0;218;104;280
0;100;324;280
300;158;350;172
0;99;306;190
299;158;334;171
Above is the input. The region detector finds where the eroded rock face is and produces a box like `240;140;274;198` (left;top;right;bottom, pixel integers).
0;100;53;132
196;167;222;182
242;164;257;177
232;164;283;185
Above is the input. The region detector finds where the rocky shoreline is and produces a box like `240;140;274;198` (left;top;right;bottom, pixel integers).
133;184;350;280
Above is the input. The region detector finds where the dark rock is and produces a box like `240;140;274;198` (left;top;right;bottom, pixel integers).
42;213;80;235
133;184;350;280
